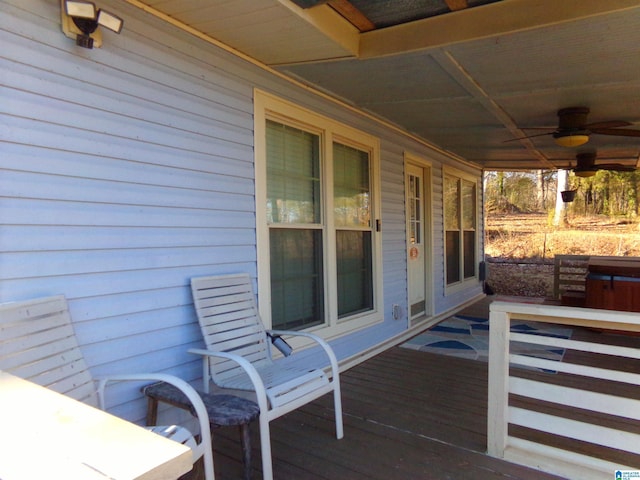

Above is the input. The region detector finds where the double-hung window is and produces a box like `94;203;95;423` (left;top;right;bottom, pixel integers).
255;91;383;339
444;168;478;288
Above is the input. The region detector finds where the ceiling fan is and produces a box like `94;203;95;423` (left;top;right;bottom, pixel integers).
570;152;637;177
509;107;640;146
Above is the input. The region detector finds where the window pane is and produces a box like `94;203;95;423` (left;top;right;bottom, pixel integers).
464;231;475;279
414;199;421;244
270;229;324;330
462;180;476;230
333;143;370;228
446;231;460;284
444;175;459;230
266;120;320;224
408;174;421;245
336;230;373;317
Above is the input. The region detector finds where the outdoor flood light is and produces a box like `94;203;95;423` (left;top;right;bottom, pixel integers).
65;0;96;18
61;0;123;49
97;9;124;34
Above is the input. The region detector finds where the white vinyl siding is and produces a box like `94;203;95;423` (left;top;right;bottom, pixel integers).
1;0;258;421
3;0;483;426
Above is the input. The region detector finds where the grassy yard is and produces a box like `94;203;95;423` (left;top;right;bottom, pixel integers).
484;213;640;297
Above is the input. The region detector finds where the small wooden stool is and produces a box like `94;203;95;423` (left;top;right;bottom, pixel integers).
142;382;260;480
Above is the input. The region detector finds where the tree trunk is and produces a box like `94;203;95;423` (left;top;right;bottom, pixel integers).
632;173;639;216
536;170;545;210
553;169;569;226
497;171;505;196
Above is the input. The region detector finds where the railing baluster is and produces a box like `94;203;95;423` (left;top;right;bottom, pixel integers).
487;301;640;479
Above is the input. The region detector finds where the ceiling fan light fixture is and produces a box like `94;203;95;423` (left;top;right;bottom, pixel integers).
574;169;597;178
554;132;590;147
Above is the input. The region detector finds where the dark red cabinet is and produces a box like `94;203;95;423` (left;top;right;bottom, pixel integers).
585;259;640;312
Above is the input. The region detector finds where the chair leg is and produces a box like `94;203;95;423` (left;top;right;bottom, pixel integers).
145;397;159;426
239;424;252;480
333;382;344;439
258;413;273;480
202;446;215;480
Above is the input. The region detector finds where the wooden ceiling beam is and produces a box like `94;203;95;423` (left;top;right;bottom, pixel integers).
360;0;640;58
327;0;376;32
277;0;361;57
444;0;468;12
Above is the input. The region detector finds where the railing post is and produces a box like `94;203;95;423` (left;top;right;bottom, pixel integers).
553;255;562;299
487;306;510;457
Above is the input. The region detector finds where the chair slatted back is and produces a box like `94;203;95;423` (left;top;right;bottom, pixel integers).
191;274;271;382
0;295;98;407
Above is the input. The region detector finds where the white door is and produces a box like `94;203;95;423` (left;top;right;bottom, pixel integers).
406;162;431;321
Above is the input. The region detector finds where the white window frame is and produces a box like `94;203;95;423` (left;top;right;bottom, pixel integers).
254;89;383;341
443;166;480;294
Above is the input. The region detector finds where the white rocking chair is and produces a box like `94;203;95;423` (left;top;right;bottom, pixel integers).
189;273;343;480
0;295;215;480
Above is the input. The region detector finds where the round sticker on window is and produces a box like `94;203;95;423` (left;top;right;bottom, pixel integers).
409;247;419;260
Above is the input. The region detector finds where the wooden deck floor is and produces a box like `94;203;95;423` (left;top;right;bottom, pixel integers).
205;296;564;479
201;296;640;479
209;347;565;480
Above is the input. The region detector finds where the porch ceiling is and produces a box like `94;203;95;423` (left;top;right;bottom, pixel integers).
127;0;640;171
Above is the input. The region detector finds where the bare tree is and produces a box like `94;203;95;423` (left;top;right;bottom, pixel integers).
553;169;569;226
536;170;545;210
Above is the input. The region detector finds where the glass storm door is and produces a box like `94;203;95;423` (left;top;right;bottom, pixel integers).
406;163;430;320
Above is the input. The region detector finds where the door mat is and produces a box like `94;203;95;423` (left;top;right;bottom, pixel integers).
401;314;572;367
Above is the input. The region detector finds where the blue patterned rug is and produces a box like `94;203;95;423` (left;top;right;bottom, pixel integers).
401;314;572;366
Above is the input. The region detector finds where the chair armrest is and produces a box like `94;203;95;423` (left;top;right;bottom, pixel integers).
267;330;341;379
94;373;213;475
188;348;270;413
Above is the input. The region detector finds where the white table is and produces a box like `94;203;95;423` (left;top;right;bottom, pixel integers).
0;371;193;480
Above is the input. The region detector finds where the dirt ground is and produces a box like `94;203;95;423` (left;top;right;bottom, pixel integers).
484;213;640;297
486;262;554;298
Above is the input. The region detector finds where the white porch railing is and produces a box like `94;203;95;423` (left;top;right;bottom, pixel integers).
487;301;640;479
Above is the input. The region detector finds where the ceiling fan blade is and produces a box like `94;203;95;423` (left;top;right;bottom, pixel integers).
585;120;632;130
597;164;637;172
503;131;553;143
591;127;640;137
